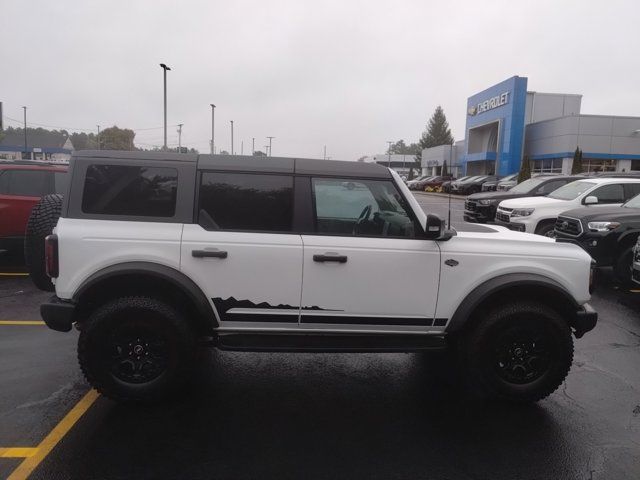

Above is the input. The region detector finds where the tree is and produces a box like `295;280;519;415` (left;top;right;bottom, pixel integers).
416;106;454;161
253;150;267;157
571;147;583;174
99;126;135;150
518;155;531;183
70;132;98;150
219;150;230;155
387;139;420;155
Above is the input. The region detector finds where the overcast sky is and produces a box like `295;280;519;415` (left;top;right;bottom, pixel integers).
2;0;639;160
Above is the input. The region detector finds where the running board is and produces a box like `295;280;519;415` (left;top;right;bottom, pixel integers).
215;333;447;353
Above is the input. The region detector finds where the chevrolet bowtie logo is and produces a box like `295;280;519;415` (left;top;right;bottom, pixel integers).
467;106;477;116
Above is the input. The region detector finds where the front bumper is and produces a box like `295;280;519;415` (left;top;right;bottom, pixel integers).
554;232;614;266
41;296;76;332
463;205;495;223
573;303;597;338
494;218;526;232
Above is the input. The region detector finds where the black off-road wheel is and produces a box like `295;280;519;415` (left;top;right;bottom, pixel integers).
24;194;63;291
535;221;556;238
461;302;573;403
78;296;197;403
613;246;634;285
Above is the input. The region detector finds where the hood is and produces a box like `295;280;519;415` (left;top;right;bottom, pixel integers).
455;223;555;243
560;205;640;222
499;196;571;209
467;190;532;202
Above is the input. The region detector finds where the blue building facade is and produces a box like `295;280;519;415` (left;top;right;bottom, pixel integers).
463;76;528;176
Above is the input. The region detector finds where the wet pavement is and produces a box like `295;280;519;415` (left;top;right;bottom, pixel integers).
0;193;639;479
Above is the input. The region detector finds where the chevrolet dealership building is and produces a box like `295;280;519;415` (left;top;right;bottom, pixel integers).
421;76;640;177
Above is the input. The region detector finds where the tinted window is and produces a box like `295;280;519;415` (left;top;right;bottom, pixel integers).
312;178;416;238
54;171;68;194
591;184;624;204
536;179;567;195
625;183;640;200
0;170;51;197
198;172;293;232
82;165;177;217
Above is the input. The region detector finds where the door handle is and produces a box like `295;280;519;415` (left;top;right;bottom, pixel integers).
192;249;228;259
313;254;348;263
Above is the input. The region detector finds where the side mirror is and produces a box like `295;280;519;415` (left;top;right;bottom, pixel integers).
424;214;444;239
584;195;598;205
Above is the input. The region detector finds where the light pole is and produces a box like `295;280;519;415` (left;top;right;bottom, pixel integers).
97;125;100;150
230;120;234;155
177;123;183;153
387;141;393;168
241;140;244;155
252;138;255;155
210;104;215;154
323;145;327;160
267;136;275;156
159;63;171;150
264;145;269;156
22;106;27;156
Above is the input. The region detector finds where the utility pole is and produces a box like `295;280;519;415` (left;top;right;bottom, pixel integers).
210;104;215;154
22;106;27;155
323;145;327;160
177;123;183;153
241;140;243;156
387;141;393;168
96;125;100;150
230;120;234;155
264;145;269;156
252;137;255;155
159;63;171;150
267;136;275;156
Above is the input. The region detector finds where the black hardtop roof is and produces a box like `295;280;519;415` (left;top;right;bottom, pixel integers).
71;151;391;178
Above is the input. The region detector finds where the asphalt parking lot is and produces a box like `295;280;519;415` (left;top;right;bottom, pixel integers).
1;193;639;480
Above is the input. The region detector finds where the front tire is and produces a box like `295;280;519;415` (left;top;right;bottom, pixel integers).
535;221;556;237
613;246;634;284
461;302;573;403
78;296;197;402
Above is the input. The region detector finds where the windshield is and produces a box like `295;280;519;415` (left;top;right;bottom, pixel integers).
624;193;640;208
509;177;547;194
460;176;482;183
501;173;518;182
548;180;596;200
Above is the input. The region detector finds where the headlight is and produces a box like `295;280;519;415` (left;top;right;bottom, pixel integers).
587;221;620;232
511;208;534;217
478;199;497;206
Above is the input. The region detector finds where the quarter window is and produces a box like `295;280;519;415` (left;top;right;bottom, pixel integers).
312;178;416;237
0;170;51;197
198;172;293;232
81;165;177;217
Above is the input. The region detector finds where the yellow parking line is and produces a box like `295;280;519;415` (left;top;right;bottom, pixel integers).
0;448;38;458
7;389;100;480
0;321;45;326
0;273;29;276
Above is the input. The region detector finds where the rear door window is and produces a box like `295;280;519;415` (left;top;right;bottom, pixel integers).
81;165;178;217
0;170;51;197
198;172;294;232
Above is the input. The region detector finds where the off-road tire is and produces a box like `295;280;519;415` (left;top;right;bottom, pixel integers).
24;194;63;291
613;246;634;284
78;296;197;403
460;302;573;403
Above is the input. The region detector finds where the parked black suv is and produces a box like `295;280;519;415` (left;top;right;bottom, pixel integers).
464;175;585;223
456;175;500;195
555;191;640;282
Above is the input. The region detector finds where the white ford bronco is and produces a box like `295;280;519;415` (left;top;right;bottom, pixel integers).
40;151;597;403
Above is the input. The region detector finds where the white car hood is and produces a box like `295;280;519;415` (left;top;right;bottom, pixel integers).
455;224;556;243
499;196;571;209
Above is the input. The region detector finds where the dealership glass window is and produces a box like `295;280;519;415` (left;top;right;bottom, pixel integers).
81;165;177;217
312;178;416;238
582;158;616;173
198;172;293;232
631;160;640;171
532;159;562;174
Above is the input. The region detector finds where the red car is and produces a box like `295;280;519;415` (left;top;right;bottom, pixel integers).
0;162;68;259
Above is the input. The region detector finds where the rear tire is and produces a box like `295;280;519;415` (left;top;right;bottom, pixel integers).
78;296;197;403
24;194;63;291
460;302;573;403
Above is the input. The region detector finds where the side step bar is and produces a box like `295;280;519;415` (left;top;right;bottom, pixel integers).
216;333;447;353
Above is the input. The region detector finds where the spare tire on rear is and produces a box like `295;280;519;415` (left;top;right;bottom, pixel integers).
24;194;63;291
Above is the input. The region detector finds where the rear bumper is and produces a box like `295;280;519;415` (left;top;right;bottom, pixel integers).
573;303;597;338
41;296;76;332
